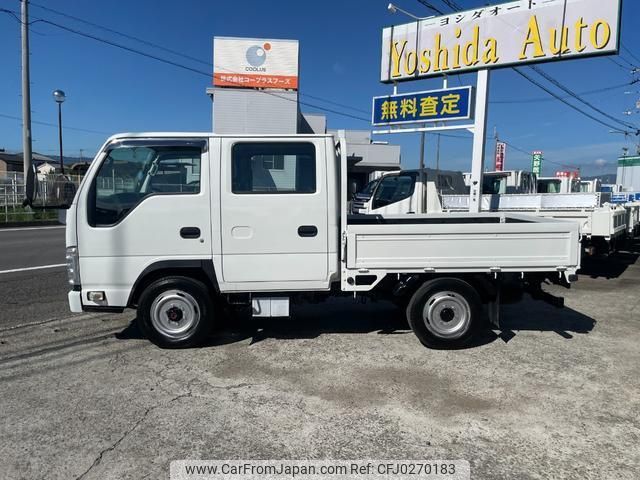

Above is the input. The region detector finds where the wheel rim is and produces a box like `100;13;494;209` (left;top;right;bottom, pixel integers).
150;289;200;340
422;291;471;340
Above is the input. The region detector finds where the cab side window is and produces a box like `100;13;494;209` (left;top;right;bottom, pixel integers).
372;174;416;209
89;145;202;226
231;142;316;194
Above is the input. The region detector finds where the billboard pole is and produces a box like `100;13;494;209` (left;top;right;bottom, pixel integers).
469;69;490;213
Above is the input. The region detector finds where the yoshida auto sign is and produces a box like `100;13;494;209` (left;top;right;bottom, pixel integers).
381;0;621;82
214;37;299;90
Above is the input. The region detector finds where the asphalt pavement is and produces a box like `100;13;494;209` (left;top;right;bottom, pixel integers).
0;226;66;272
0;227;639;479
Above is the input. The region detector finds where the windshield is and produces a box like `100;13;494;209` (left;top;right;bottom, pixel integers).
356;179;380;197
538;180;561;193
483;176;506;194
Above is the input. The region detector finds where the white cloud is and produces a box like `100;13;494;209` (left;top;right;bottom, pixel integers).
594;158;608;168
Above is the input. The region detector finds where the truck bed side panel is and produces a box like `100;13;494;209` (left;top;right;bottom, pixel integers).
346;215;580;272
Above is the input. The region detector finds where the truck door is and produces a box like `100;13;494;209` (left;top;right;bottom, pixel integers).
369;172;418;215
219;138;329;284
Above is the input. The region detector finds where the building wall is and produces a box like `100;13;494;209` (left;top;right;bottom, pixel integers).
617;156;640;191
249;156;297;191
212;88;298;134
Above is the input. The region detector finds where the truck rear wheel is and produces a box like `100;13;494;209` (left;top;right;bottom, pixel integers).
406;278;481;349
137;276;213;348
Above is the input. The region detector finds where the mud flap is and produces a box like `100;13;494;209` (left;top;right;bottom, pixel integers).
488;282;501;329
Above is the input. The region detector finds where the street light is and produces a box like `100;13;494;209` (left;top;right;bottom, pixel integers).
53;89;66;174
387;3;432;20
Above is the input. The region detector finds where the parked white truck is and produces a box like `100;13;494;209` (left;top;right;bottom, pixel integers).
34;132;582;349
358;169;628;253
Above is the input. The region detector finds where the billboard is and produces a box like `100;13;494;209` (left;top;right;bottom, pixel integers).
372;86;473;126
381;0;621;82
532;151;543;175
495;141;506;171
214;37;299;90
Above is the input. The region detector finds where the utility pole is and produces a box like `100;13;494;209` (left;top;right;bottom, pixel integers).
419;131;426;213
493;126;498;171
21;0;33;204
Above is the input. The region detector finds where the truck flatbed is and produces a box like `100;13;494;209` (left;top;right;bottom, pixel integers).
345;213;580;280
441;193;627;242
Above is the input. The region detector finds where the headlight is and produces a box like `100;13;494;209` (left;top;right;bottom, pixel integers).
65;246;80;286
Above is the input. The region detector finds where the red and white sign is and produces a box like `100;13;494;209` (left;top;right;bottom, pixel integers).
555;171;580;178
495;141;506;171
213;37;299;90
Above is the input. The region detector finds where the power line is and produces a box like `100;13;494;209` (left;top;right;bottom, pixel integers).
491;81;636;104
439;0;463;11
0;8;372;122
498;139;580;170
512;68;633;133
28;1;212;67
608;57;637;71
29;3;371;115
528;65;639;130
415;0;444;15
621;43;640;66
436;132;580;169
416;2;638;134
0;112;110;134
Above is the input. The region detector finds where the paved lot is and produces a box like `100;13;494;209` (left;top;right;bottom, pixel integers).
0;231;639;480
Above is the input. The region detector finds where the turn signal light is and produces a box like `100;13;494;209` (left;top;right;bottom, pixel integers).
87;291;105;302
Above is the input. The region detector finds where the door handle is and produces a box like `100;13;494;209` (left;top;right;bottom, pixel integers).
180;227;201;239
298;225;318;237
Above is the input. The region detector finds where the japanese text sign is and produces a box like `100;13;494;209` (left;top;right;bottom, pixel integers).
532;151;543;175
372;86;473;126
381;0;621;82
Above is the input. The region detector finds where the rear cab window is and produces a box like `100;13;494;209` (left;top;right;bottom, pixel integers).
231;142;316;194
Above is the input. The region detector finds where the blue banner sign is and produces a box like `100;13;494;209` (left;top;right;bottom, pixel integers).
372;86;473;126
610;193;640;203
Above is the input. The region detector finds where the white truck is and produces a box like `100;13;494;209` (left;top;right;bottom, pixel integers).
464;170;537;195
358;169;628;253
537;176;580;194
33;132;582;349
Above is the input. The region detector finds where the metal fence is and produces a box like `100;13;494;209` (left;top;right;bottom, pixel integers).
0;173;84;222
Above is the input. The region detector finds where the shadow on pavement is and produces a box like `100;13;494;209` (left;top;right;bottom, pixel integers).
116;296;597;350
579;237;640;280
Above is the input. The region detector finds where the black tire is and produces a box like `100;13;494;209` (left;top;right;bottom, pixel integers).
137;276;214;348
406;278;481;349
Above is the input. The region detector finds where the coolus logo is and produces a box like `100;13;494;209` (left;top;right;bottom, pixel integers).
245;43;271;72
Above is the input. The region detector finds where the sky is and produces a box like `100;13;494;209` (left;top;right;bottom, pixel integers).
0;0;639;176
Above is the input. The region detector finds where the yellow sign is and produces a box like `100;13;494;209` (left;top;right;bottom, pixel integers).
381;0;621;81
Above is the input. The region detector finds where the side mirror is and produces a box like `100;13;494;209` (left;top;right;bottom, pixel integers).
26;172;77;210
349;181;358;198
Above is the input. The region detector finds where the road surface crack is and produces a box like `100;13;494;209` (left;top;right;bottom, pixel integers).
73;381;255;478
74;390;190;480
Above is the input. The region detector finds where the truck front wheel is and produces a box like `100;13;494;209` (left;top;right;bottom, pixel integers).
137;276;213;348
406;278;481;349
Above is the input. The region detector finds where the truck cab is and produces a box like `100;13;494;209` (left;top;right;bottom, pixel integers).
351;168;467;215
464;170;537;195
537;176;580;194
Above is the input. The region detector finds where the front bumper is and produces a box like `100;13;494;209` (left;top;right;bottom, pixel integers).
68;290;82;313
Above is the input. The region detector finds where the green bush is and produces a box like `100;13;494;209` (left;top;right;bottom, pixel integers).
0;206;59;223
